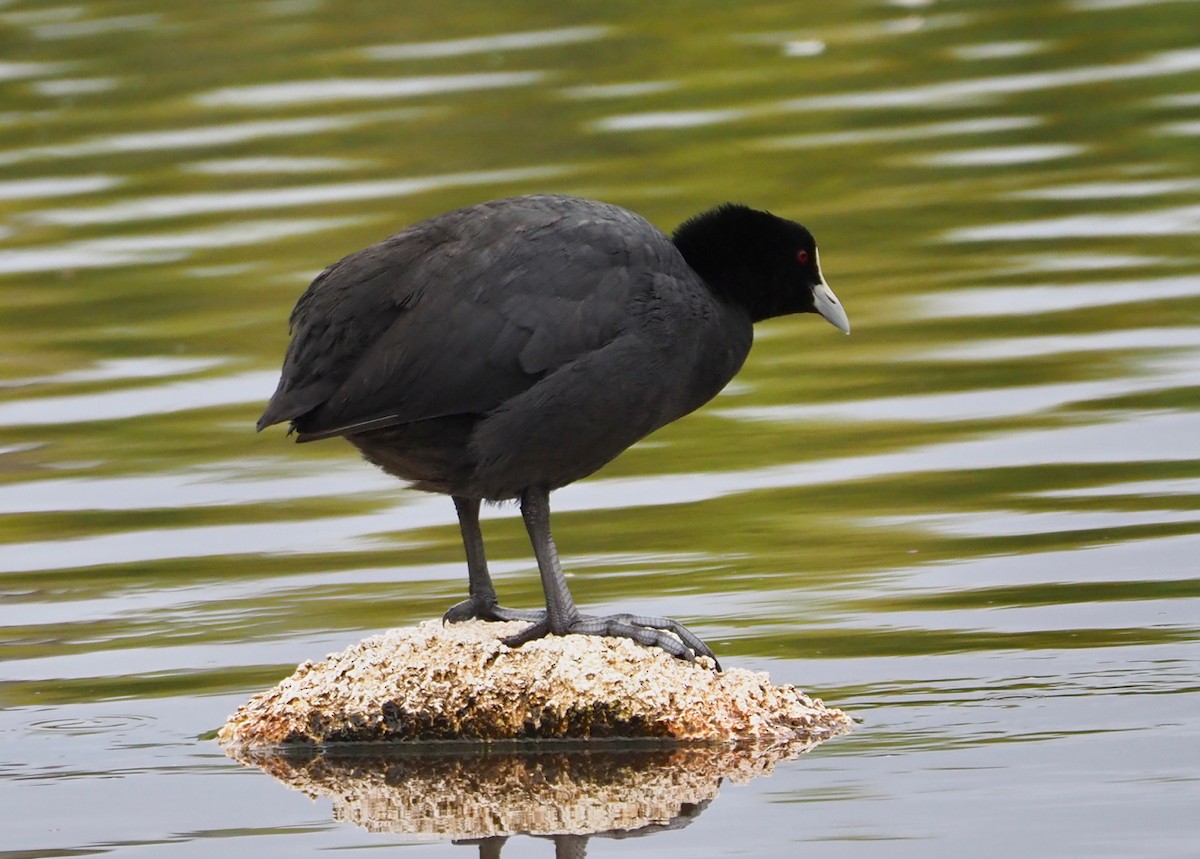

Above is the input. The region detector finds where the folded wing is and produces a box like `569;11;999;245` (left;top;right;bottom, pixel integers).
257;196;668;441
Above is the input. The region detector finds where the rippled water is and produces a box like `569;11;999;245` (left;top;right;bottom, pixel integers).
2;1;1198;856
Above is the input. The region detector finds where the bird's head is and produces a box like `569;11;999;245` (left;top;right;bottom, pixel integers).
672;204;850;333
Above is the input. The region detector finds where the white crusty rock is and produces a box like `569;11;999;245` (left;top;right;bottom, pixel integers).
217;620;853;747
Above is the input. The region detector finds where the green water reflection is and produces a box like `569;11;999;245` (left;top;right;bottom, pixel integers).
0;0;1198;856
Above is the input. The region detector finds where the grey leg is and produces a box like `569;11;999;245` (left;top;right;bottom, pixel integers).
442;496;544;624
501;487;720;669
519;486;579;631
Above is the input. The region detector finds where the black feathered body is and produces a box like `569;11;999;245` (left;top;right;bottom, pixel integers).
259;195;754;500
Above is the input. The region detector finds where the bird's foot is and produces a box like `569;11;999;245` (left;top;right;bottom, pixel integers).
502;612;721;671
442;596;545;624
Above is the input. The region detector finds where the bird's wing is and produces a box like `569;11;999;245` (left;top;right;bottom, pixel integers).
258;197;671;440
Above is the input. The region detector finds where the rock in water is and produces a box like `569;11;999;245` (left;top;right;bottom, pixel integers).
217;620;853;747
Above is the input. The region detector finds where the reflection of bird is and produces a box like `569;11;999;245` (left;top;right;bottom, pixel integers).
258;195;849;665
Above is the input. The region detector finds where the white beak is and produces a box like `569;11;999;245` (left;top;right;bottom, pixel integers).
813;277;850;334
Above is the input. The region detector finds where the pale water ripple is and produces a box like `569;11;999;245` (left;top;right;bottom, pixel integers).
1;2;1197;857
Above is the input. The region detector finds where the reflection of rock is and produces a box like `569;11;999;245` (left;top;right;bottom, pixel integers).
226;741;822;839
218;620;853;746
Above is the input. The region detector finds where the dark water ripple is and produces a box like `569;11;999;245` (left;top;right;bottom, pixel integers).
1;1;1198;856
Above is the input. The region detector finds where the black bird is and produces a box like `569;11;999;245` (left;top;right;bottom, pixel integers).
258;194;849;666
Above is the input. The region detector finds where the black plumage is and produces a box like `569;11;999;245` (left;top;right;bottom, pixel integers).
259;194;849;665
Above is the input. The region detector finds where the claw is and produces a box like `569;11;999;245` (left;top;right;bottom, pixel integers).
443;596;545;625
501;613;720;670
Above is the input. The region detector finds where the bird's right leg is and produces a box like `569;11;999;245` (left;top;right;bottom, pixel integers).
503;487;720;667
442;495;545;624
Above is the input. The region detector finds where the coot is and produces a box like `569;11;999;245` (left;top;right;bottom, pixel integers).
258;195;849;666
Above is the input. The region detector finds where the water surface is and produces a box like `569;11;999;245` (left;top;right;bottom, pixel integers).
2;0;1198;856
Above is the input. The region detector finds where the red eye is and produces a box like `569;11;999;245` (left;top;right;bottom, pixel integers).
796;249;809;264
